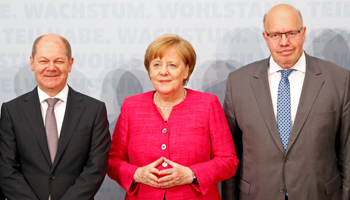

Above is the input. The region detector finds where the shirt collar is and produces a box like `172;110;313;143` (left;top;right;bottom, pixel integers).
38;85;69;103
268;51;306;74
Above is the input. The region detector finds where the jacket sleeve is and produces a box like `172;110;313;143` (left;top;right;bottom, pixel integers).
188;94;239;195
221;73;242;200
107;100;140;195
0;103;39;200
338;71;350;200
59;102;111;200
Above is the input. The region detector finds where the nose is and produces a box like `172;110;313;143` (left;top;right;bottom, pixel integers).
279;34;289;46
47;61;56;71
159;64;168;75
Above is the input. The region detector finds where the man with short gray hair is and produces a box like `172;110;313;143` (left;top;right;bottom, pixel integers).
0;33;111;200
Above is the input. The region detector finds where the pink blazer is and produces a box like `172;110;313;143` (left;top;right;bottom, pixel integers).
108;89;238;200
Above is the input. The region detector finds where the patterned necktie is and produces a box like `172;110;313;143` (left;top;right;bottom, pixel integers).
45;98;59;163
277;69;295;151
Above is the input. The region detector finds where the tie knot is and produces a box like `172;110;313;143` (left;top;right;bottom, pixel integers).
46;98;59;107
279;69;295;79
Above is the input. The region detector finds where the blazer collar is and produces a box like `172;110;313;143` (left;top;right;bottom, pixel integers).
21;86;86;168
251;58;286;154
286;53;324;154
251;53;324;154
21;87;52;165
52;86;85;170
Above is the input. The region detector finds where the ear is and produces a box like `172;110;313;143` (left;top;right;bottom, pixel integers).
302;26;306;43
68;57;74;73
30;56;34;71
262;31;269;47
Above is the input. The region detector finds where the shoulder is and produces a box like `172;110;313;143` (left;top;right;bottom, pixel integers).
69;88;104;106
187;89;217;100
121;91;154;108
225;58;269;90
124;91;153;103
228;58;268;79
186;89;219;105
306;54;350;78
2;88;37;108
308;54;349;72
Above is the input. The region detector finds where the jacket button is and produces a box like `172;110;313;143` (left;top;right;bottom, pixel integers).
284;158;289;163
50;175;56;180
161;144;167;150
279;187;285;193
162;128;168;134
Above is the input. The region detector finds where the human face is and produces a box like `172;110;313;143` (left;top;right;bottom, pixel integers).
30;34;73;97
263;6;306;69
149;47;189;96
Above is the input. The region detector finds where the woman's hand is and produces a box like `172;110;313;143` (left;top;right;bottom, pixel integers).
157;157;194;188
133;157;164;188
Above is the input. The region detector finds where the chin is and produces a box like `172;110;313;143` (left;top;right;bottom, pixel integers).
45;83;62;89
156;88;174;95
156;90;171;95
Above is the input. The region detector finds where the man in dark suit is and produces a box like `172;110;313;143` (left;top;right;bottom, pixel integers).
0;33;111;200
222;4;350;200
0;144;3;200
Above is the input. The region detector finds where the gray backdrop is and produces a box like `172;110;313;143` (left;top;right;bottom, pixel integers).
1;0;349;199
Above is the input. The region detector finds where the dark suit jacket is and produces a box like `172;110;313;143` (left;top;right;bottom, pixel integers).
0;86;111;200
222;54;350;200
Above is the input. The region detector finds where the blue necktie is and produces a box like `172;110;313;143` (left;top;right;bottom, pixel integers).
277;69;295;151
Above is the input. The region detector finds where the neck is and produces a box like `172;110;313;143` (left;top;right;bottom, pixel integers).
38;85;64;97
278;54;302;69
280;64;294;69
156;87;185;108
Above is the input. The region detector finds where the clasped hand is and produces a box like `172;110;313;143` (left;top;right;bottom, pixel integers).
133;157;194;188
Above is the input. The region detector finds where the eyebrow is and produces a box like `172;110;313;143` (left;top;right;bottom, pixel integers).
37;56;66;60
267;27;301;33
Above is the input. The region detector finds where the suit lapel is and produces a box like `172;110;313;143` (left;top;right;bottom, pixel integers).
52;87;85;169
286;54;324;154
251;58;285;154
21;88;52;165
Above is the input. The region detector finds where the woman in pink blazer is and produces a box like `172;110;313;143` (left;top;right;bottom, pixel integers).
108;34;238;200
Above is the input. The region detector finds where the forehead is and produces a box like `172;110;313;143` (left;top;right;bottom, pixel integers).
36;37;67;58
265;9;302;32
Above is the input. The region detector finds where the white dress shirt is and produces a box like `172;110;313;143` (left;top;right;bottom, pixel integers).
38;85;69;137
268;52;306;127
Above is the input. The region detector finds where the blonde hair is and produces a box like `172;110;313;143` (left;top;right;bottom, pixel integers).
144;34;196;86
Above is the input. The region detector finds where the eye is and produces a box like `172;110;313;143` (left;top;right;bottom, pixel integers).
39;60;47;64
270;33;280;39
289;32;297;36
154;63;160;67
169;64;177;68
56;61;64;64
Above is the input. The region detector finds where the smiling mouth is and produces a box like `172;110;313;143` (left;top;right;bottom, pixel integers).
44;75;59;79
